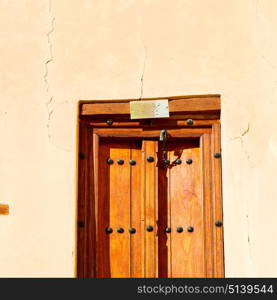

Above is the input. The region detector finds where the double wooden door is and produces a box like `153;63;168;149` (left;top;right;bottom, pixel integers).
77;96;223;278
96;137;206;278
77;126;224;278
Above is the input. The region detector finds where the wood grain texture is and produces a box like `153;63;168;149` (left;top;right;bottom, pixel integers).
77;122;88;278
95;139;110;277
0;204;9;215
130;141;143;277
94;128;211;139
109;143;131;277
168;141;205;277
77;116;224;278
201;134;214;277
81;95;220;116
143;140;158;277
212;123;225;277
157;147;171;278
86;119;218;128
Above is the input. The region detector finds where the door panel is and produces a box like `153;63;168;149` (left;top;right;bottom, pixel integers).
96;140;145;278
109;142;131;277
97;141;132;277
90;134;222;278
165;140;205;278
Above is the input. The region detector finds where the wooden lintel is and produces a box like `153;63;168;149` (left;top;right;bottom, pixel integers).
80;95;220;118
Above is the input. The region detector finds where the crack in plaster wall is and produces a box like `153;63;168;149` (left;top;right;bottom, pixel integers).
231;124;254;266
139;44;147;100
246;214;253;265
44;0;55;142
231;123;251;164
138;6;147;100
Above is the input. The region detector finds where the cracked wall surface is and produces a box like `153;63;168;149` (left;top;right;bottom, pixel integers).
1;0;277;277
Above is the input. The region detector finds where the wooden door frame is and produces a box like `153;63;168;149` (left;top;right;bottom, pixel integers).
77;94;224;278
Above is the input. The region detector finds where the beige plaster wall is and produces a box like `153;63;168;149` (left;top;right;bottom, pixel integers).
0;0;277;277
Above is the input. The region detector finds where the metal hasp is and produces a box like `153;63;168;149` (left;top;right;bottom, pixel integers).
159;129;167;142
160;129;169;165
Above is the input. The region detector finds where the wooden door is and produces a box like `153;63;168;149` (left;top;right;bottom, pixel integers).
96;139;145;277
95;139;157;278
77;95;224;278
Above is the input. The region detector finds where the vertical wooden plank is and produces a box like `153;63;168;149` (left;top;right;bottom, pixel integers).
130;141;143;277
86;131;97;277
154;142;159;278
167;157;172;278
201;134;214;277
77;122;87;278
157;145;171;278
143;140;158;278
96;138;110;277
212;123;225;277
170;140;205;277
109;142;131;277
140;142;146;277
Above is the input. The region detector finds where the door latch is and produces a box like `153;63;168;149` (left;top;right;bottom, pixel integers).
160;129;169;165
159;129;167;142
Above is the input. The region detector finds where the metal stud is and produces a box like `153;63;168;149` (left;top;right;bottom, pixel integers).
177;227;183;233
175;159;182;165
163;159;170;165
78;221;85;228
165;227;171;233
187;119;194;125
107;158;114;165
129;160;136;166
106;119;113;126
117;159;124;165
79;152;86;160
215;220;223;227
105;227;113;234
117;227;124;233
147;156;154;163
147;225;153;232
186;158;193;164
187;226;194;232
129;228;136;234
214;152;221;159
